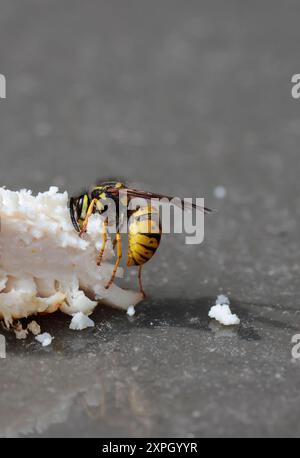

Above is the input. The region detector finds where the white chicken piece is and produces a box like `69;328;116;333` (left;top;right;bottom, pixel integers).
0;187;143;326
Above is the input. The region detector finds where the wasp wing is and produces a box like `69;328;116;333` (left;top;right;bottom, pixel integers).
107;187;212;214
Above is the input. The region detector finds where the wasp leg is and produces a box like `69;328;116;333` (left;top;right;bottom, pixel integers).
79;198;98;237
105;232;122;289
138;265;146;299
97;217;108;266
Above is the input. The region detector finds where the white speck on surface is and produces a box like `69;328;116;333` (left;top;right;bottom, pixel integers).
213;186;227;199
14;322;29;340
69;312;95;331
27;320;41;336
189;317;200;324
127;306;136;317
209;295;240;326
35;332;54;347
209;304;240;326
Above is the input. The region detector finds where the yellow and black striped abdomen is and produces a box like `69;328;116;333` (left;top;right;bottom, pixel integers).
127;206;161;267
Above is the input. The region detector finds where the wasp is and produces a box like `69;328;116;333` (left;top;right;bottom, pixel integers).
70;181;211;298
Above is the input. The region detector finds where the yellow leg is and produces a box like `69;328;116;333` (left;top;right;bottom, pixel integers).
138;265;146;299
105;232;122;289
79;198;97;237
97;218;108;266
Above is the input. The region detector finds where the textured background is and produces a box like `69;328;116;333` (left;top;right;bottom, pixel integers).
0;0;300;437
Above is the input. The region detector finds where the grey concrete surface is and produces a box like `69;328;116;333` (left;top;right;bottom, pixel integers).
0;0;300;437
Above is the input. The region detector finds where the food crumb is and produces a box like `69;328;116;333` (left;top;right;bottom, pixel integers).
209;295;240;326
15;330;28;340
14;322;28;340
69;312;95;331
35;332;54;347
127;306;136;317
27;320;41;336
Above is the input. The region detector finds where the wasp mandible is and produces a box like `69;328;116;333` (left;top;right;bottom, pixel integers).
70;181;211;298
